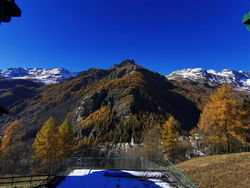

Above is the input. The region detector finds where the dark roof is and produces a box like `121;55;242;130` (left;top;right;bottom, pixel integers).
0;103;9;114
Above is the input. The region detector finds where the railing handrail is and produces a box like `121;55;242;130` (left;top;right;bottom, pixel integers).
165;158;197;188
0;174;54;179
72;157;162;161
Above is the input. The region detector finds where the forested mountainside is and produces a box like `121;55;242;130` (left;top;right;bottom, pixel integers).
0;60;248;146
0;79;41;108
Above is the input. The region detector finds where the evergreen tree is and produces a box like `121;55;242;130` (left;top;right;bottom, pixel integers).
198;84;249;154
33;117;59;162
58;119;74;159
161;115;181;164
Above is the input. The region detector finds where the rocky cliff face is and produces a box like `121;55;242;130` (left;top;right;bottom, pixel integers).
74;60;139;124
71;60;201;145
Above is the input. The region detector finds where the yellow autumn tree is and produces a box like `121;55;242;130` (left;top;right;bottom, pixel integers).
58;119;74;159
1;120;22;158
141;125;162;160
198;84;249;154
33;117;59;162
0;121;29;174
161;115;181;164
237;101;250;144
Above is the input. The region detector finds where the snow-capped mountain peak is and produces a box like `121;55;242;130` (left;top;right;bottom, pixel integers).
207;69;217;74
166;68;250;92
0;67;77;84
168;68;208;80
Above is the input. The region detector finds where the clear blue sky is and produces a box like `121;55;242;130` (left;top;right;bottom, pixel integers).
0;0;249;75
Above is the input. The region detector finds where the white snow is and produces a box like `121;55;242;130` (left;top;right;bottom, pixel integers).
58;169;172;188
207;69;216;74
166;68;250;92
247;79;250;85
169;68;207;80
0;68;77;85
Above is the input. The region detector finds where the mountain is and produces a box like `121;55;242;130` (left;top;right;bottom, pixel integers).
0;60;203;147
0;68;77;84
166;68;250;92
0;61;248;148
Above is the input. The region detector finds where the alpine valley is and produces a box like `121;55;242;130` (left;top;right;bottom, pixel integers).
0;60;249;146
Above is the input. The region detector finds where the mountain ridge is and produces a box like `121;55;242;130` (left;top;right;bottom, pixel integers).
0;67;77;84
1;66;249;92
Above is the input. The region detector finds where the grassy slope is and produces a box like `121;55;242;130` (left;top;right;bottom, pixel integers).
176;152;250;188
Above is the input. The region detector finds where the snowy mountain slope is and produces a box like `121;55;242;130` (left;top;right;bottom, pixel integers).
166;68;250;92
0;68;77;84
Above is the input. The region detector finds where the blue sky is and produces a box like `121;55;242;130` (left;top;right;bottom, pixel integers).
0;0;249;75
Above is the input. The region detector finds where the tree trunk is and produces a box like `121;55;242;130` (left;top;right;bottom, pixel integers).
172;148;175;164
226;134;230;153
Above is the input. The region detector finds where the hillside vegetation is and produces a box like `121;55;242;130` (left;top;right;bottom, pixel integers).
0;59;248;149
0;60;201;143
176;152;250;188
0;60;249;177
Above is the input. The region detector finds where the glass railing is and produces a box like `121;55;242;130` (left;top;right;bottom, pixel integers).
51;157;197;188
0;157;197;188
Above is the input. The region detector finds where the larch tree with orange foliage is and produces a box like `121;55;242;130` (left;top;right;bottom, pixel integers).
198;84;249;154
32;117;59;163
161;115;182;164
0;120;28;174
57;119;74;159
1;120;22;158
141;125;162;160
